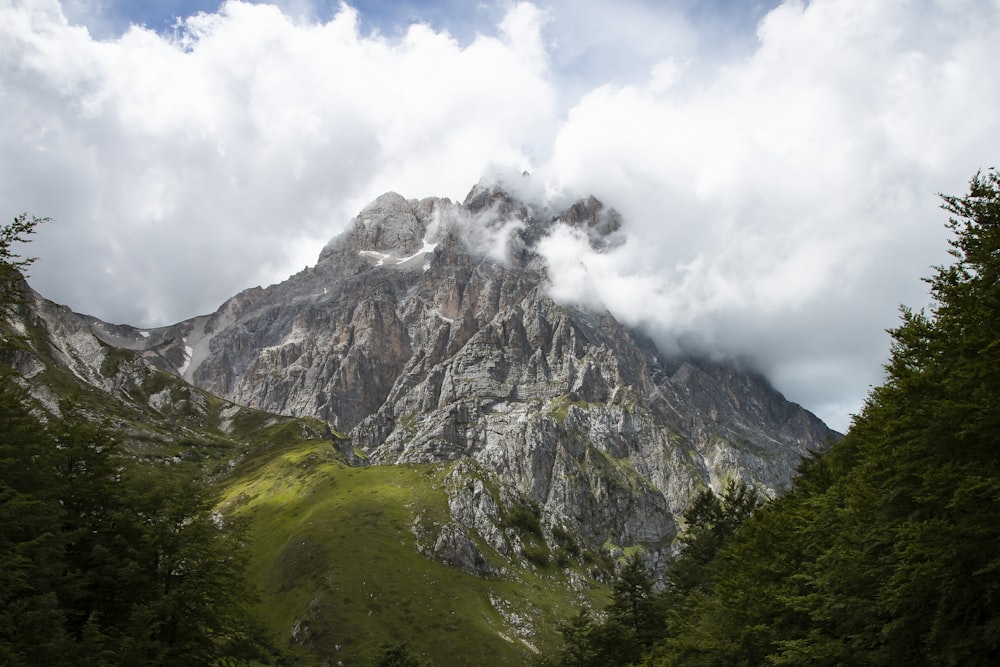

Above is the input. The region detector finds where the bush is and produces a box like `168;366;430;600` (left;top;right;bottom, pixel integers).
505;500;542;537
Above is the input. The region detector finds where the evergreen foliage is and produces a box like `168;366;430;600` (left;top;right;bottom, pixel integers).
657;170;1000;665
538;482;759;667
372;642;429;667
542;169;1000;667
0;379;275;665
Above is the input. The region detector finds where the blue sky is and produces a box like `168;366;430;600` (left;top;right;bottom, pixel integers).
67;1;778;40
4;0;1000;431
64;0;782;95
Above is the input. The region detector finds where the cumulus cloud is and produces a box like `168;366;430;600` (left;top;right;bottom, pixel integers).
529;0;1000;430
2;0;555;324
2;0;999;432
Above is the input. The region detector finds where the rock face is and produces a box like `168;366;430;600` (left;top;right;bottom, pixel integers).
89;181;838;563
0;273;332;468
30;181;836;567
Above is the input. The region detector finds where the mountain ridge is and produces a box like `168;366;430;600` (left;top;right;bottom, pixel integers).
45;181;836;562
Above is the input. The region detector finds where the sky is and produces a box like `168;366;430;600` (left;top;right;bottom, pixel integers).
2;0;999;433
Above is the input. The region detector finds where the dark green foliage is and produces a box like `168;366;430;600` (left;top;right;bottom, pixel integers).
551;523;582;567
608;554;668;663
372;642;429;667
507;499;550;567
539;553;671;667
0;212;272;664
664;479;762;599
645;170;1000;666
0;380;275;665
551;523;579;555
523;542;551;568
542;170;1000;667
538;483;761;667
0;213;48;316
0;376;70;665
506;499;543;537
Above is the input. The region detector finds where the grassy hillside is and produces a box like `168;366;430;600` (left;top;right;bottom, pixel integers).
3;284;614;666
217;440;611;666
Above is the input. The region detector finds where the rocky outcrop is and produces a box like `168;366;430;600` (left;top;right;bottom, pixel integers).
17;180;839;568
1;275;330;464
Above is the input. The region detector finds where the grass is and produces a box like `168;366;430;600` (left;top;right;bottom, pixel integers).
216;441;611;666
546;394;593;422
4;314;612;665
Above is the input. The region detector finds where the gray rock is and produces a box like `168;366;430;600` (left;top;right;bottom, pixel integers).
11;181;840;570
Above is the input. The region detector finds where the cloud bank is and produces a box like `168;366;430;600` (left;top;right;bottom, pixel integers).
2;0;999;431
3;0;556;321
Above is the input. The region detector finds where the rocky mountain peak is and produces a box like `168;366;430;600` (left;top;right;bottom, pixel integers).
22;182;838;569
319;181;626;279
351;191;427;255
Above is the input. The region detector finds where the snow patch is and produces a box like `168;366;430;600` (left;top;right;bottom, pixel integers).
178;314;222;381
139;330;150;338
398;239;437;265
359;239;438;269
359;250;390;266
177;343;193;376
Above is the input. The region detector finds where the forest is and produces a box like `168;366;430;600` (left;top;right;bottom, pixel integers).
0;216;278;664
539;170;1000;666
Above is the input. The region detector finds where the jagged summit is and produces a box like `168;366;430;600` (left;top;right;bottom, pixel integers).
122;183;832;558
319;182;624;274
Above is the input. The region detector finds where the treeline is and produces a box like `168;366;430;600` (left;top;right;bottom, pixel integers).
375;482;759;667
0;382;274;665
540;169;1000;666
536;481;761;667
0;215;272;665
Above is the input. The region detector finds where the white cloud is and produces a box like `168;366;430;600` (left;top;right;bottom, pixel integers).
1;0;556;324
529;0;1000;430
2;0;999;432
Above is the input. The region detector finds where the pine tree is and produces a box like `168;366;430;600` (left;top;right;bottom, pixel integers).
607;553;666;661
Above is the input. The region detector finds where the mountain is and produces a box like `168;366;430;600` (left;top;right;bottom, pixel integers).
4;181;838;664
93;181;835;555
0;271;333;465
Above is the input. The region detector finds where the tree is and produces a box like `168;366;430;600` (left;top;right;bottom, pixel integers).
0;213;48;316
113;468;270;665
648;169;1000;666
0;378;71;665
608;553;667;659
859;169;1000;664
664;480;762;599
0;213;274;665
372;642;427;667
551;610;599;667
